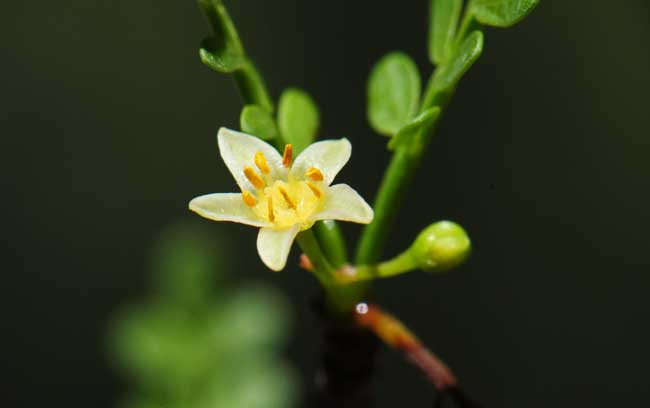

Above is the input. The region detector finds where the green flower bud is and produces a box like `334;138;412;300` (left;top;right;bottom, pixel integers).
409;221;471;272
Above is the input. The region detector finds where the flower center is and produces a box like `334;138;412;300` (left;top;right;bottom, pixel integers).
241;146;325;230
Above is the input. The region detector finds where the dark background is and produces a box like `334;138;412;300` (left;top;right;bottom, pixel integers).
2;1;649;407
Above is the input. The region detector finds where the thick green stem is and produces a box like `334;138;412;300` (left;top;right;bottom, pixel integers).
355;65;457;265
354;102;446;264
314;220;348;268
421;74;454;113
355;148;421;264
296;230;336;287
233;61;274;113
297;230;368;314
355;4;484;265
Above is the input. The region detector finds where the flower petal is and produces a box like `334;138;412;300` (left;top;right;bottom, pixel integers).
218;127;285;191
312;184;374;224
256;225;300;271
189;193;269;227
290;138;351;186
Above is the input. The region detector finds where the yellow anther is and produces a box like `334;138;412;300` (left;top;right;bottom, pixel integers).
282;144;293;168
267;196;275;222
241;190;257;207
243;166;265;189
254;151;270;174
305;167;324;182
278;186;296;209
306;181;322;198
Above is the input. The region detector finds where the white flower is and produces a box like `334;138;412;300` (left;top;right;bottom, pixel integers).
189;128;374;271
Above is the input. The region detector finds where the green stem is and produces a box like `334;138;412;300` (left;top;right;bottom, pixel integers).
314;220;348;268
297;230;368;314
355;147;421;264
374;250;417;278
233;60;274;113
296;229;336;287
197;0;244;53
355;80;451;265
348;250;417;283
355;2;487;265
421;73;454;113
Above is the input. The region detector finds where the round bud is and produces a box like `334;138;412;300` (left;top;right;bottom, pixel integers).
409;221;471;272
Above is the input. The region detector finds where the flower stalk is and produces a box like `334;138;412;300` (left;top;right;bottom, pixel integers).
313;220;348;268
295;230;336;287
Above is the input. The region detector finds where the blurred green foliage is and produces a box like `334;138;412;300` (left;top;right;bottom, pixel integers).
108;221;296;408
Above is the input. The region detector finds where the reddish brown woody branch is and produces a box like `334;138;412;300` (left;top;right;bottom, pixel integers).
354;303;457;391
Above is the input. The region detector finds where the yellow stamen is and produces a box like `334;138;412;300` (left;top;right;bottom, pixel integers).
254;151;270;174
244;166;265;189
278;186;296;209
267;196;275;222
306;167;324;182
282;144;293;168
241;190;257;207
306;181;322;198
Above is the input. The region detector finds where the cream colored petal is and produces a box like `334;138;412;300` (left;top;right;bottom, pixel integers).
290;138;351;186
256;225;300;271
312;184;374;224
189;193;269;227
218;127;285;191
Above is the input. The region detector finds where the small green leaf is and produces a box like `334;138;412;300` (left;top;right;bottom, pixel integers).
277;88;320;154
431;30;484;92
240;105;279;140
388;107;441;153
429;0;463;65
367;52;421;136
470;0;540;28
199;37;246;73
197;0;246;73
